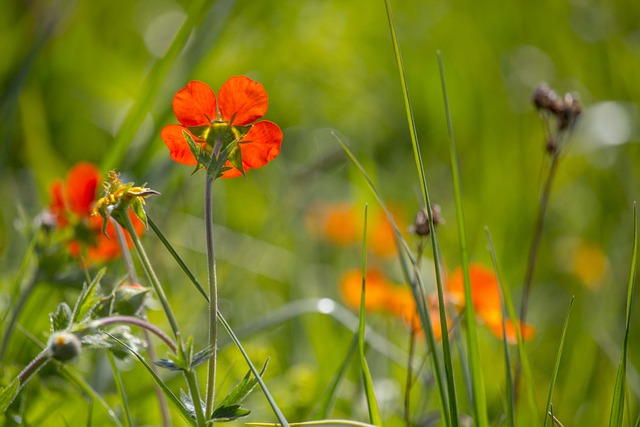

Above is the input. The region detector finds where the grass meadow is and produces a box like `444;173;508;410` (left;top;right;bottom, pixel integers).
1;0;640;426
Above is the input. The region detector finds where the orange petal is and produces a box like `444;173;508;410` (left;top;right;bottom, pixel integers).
447;263;501;315
340;269;391;312
161;124;200;166
221;121;282;178
218;76;268;126
65;162;101;218
172;80;216;127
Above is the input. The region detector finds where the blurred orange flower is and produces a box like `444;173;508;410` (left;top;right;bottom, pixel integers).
339;268;446;340
447;263;535;343
48;162;144;264
160;77;283;178
306;202;405;257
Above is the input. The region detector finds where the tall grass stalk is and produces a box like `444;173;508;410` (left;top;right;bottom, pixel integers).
437;51;488;426
383;1;459;424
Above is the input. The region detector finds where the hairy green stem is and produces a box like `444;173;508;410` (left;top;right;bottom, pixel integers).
204;174;219;417
17;349;50;387
185;368;207;426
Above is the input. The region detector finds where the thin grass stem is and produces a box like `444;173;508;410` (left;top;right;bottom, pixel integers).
107;351;133;427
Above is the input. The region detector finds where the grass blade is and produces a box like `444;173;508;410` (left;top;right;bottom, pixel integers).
484;228;514;427
357;206;382;425
437;51;487;426
543;296;575;427
107;351;133;427
313;335;358;419
104;331;197;427
217;312;290;427
147;215;210;302
609;202;638;426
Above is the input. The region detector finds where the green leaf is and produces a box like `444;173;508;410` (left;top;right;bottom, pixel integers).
0;379;19;413
226;143;244;177
50;302;73;331
609;203;638;427
211;404;251;422
191;345;215;369
213;359;269;417
72;268;106;324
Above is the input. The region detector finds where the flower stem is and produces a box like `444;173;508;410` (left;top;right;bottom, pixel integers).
519;150;560;325
120;214;182;346
86;315;178;353
204;174;219;417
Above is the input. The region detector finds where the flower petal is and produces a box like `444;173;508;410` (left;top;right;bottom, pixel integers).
221;121;282;178
218;76;268;125
172;80;216;126
161;124;200;165
65;162;101;217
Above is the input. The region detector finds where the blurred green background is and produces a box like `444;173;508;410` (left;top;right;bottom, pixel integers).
1;0;640;425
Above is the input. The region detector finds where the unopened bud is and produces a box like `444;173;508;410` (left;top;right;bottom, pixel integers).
48;332;82;363
114;283;149;316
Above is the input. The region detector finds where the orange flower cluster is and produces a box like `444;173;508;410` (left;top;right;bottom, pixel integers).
306;203;405;258
339;263;535;344
48;162;144;264
447;263;535;343
161;76;283;178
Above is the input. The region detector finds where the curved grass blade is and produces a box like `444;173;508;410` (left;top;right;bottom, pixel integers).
104;331;197;427
609;202;638;427
437;50;487;426
357;206;382;426
335;134;449;425
147;215;209;302
543;296;575;427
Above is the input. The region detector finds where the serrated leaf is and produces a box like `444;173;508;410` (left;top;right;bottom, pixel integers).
73;268;106;323
213;359;269;418
211;404;251;422
191;346;215;369
154;358;183;371
0;379;20;413
181;388;205;421
50;302;73;332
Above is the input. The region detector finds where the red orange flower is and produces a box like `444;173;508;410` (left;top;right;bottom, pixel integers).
160;76;283;178
447;263;535;343
48;162;144;264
